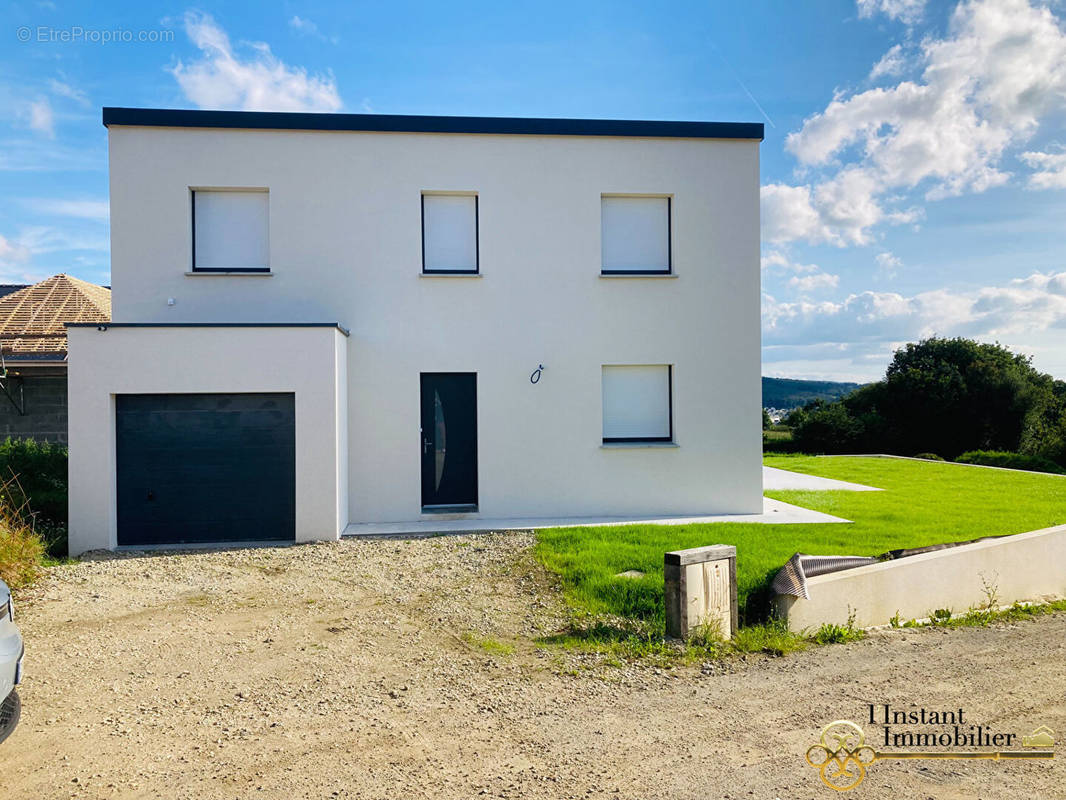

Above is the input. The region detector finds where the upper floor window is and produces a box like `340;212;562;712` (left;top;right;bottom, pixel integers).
192;189;269;272
422;193;479;274
601;195;671;274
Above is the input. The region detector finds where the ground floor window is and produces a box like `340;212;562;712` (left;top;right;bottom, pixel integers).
601;364;673;442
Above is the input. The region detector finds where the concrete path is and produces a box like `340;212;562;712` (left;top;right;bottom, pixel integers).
341;466;879;538
343;496;849;537
764;465;881;492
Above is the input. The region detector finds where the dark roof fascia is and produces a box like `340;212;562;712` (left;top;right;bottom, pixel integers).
102;107;764;141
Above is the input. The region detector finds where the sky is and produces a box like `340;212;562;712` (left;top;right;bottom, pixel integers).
2;0;1066;382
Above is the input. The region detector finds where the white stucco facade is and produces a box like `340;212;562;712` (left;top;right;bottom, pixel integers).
67;110;763;553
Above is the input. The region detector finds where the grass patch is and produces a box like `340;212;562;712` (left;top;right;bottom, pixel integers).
538;618;686;663
535;616;808;666
0;515;44;590
730;619;808;656
763;428;793;441
0;474;48;590
534;456;1066;632
461;633;515;656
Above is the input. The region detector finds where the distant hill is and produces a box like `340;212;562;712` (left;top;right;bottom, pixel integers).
763;377;863;410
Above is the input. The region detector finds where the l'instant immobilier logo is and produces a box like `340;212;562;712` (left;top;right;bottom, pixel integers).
805;705;1055;791
875;704;1019;747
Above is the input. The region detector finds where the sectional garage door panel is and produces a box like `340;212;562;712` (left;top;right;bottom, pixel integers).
116;393;296;545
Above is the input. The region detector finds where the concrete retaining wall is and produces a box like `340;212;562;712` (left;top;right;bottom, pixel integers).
775;524;1066;631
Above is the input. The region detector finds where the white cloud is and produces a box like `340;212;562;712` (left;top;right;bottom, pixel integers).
288;15;318;35
0;233;50;284
763;270;1066;352
14;226;108;256
47;79;89;106
761;183;836;245
790;272;840;292
762;249;839;294
761;250;790;270
1021;149;1066;189
869;44;906;79
27;98;55;138
857;0;927;25
762;172;921;247
761;249;820;274
288;15;337;44
875;251;902;276
0;235;30;265
26;198;109;222
171;12;342;112
767;0;1066;246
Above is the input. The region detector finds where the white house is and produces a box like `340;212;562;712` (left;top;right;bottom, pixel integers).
66;108;764;554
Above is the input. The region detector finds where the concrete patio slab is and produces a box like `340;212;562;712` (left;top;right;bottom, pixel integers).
763;465;881;492
342;496;849;538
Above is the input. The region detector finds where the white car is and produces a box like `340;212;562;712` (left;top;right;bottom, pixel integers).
0;578;23;745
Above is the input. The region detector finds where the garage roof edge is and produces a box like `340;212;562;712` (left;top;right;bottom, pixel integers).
65;321;351;337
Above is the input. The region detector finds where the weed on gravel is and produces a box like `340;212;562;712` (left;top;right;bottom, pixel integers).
891;598;1066;630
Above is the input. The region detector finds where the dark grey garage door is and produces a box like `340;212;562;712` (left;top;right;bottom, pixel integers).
116;393;295;546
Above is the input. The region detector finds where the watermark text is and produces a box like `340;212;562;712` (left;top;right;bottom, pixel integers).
16;25;174;44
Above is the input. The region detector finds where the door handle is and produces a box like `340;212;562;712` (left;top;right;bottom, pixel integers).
423;438;432;454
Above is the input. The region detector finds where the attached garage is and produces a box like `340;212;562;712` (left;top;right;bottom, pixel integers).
115;393;296;546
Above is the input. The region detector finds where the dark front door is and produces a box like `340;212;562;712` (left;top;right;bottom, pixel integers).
116;393;296;545
420;373;478;509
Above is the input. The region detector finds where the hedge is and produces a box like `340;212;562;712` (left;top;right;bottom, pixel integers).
955;450;1066;475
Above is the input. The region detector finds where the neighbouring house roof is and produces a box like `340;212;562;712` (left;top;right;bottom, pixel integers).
102;107;765;141
0;274;111;363
0;285;29;300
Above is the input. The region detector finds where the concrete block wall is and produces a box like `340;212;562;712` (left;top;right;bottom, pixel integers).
0;374;68;444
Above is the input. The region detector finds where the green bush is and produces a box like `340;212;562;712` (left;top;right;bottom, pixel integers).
955;450;1065;474
762;436;806;454
0;438;68;557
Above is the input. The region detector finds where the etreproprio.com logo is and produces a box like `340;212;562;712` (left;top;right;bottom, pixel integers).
16;25;175;44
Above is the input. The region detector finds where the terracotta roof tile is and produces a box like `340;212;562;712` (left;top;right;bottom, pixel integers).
0;274;111;358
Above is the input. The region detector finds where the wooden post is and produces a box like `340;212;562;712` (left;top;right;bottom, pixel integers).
664;544;737;639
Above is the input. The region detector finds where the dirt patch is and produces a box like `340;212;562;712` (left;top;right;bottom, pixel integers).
1;532;1063;799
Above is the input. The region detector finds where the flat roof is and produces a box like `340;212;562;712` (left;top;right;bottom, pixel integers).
102;107;763;141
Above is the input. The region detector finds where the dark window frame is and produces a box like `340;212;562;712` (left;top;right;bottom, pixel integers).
602;364;674;444
600;195;672;276
421;193;480;275
191;189;271;274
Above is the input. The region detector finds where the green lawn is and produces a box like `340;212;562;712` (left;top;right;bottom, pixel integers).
534;456;1066;628
762;427;793;441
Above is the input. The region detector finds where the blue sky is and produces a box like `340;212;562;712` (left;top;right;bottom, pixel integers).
3;0;1066;381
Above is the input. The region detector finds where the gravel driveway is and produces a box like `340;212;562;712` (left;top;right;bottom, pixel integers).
1;533;1062;799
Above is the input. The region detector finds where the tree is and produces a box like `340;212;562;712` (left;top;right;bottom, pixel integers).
791;401;867;453
762;408;772;430
792;337;1062;459
880;338;1045;457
